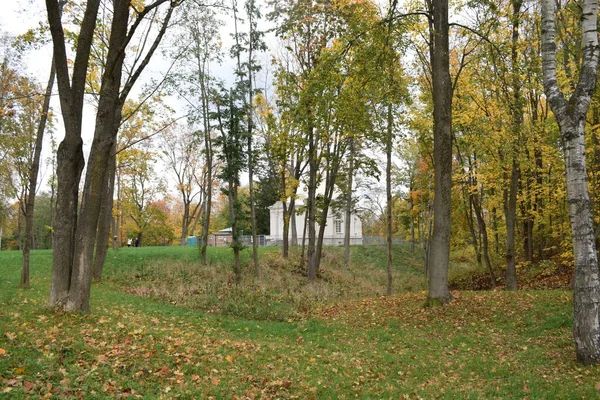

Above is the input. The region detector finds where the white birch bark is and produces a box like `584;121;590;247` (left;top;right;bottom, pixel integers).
542;0;600;364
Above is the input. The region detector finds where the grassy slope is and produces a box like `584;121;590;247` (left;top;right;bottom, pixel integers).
1;247;599;399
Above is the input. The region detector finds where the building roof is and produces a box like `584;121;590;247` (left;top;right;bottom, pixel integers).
211;227;232;235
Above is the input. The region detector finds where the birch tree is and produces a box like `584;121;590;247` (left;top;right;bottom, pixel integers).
542;0;600;364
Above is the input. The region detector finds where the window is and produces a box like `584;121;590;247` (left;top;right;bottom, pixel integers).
335;219;343;234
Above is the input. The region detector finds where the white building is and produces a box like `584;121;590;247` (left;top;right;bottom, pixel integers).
268;201;363;246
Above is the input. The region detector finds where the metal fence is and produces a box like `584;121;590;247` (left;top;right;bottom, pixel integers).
240;236;410;247
239;235;268;246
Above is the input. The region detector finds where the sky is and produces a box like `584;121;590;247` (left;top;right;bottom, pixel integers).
1;1;71;193
0;0;276;134
0;0;268;193
0;0;392;205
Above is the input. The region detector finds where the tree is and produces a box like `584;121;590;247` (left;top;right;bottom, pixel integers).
170;2;222;264
541;0;600;364
371;0;409;294
264;67;307;259
46;0;181;312
160;126;206;245
243;0;266;277
137;199;176;246
425;0;453;305
0;33;55;287
214;83;247;283
46;0;101;310
120;147;166;247
1;23;59;287
231;0;266;276
21;61;55;288
271;0;385;280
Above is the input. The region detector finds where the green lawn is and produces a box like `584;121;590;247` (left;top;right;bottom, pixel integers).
1;246;599;398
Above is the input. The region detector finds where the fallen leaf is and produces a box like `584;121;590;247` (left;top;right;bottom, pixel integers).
22;381;35;392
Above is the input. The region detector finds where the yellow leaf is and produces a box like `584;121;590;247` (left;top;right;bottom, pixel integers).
225;355;233;363
0;348;7;356
130;0;145;10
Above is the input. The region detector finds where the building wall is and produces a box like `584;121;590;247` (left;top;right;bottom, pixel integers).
268;201;363;245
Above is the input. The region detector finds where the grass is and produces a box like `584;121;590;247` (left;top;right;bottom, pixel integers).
103;245;426;321
1;245;599;398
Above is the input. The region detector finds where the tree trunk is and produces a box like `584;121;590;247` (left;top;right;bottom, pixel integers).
491;206;499;254
344;139;355;268
300;197;308;268
291;202;298;246
200;78;212;266
523;217;534;262
466;194;481;266
229;179;242;283
47;0;100;308
180;200;190;246
249;150;259;276
409;178;415;253
115;167;122;250
307;123;318;281
564;116;600;364
282;200;290;257
473;192;496;286
112;216;118;250
65;0;129;313
542;0;600;364
247;6;259;277
22;56;56;288
426;0;453;305
534;139;545;260
93;147;117;281
385;104;393;296
504;159;519;291
504;0;523;291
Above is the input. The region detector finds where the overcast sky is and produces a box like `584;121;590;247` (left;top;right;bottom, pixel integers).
0;0;276;194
